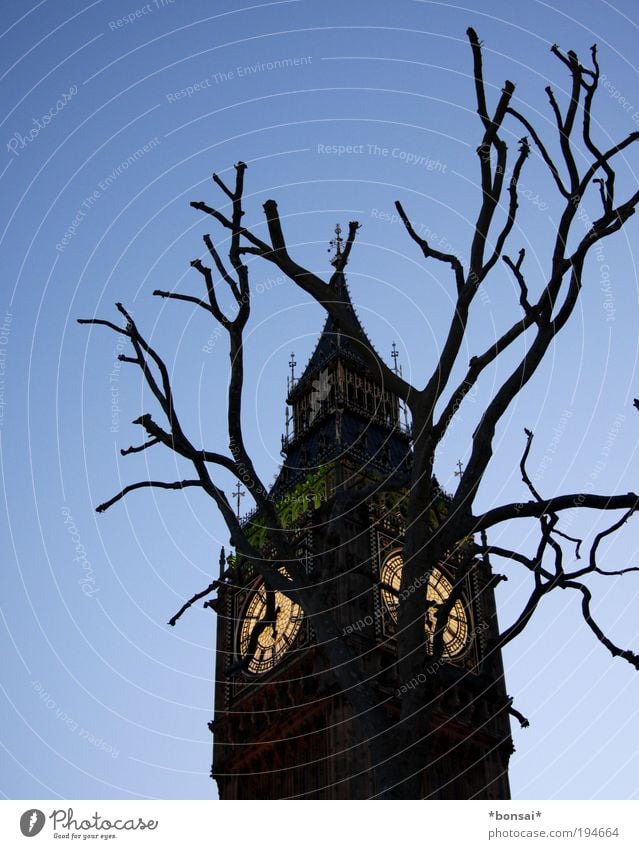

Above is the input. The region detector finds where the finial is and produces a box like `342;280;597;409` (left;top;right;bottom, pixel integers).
328;223;343;266
391;342;410;431
233;481;245;519
288;352;297;393
454;460;464;478
391;341;400;375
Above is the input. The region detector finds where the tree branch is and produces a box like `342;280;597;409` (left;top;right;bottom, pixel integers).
547;45;582;193
519;427;543;502
193;188;412;400
96;479;203;513
120;437;160;456
114;303;187;442
335;220;361;270
153;290;212;313
472;492;639;532
432;308;538;441
480;136;530;279
190;200;271;255
503;249;536;317
169;579;220;627
583;45;615;215
562;579;639;670
77;317;128;335
506;106;570;198
203;234;242;304
395;200;465;293
190;258;230;326
131;413;239;475
418;33;519;425
564;507;639;580
467;27;490;131
212;170;235;200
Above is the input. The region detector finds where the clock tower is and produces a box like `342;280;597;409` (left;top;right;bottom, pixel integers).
211;232;513;799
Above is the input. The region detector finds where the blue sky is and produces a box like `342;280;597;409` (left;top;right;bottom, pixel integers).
1;0;639;800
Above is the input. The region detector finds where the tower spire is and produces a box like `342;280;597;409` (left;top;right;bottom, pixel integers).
391;341;400;375
233;481;245;519
288;351;297;393
391;342;410;432
328;223;343;267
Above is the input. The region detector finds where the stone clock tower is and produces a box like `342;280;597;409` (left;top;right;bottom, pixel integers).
211;235;513;799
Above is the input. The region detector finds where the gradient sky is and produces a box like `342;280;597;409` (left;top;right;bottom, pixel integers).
2;0;639;801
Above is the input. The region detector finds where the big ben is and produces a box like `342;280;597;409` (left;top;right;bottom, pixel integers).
211;230;513;799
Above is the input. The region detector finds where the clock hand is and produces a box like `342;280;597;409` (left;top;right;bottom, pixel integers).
271;604;281;639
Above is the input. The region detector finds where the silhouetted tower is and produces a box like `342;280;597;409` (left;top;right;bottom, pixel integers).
211;228;512;798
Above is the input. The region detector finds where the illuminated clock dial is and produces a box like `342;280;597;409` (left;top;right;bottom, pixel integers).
239;582;303;674
380;552;469;658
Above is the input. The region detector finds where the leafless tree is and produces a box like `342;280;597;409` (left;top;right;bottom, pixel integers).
80;29;639;798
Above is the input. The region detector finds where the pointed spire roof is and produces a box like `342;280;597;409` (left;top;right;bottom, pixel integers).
272;226;412;500
288;223;384;399
288;268;375;400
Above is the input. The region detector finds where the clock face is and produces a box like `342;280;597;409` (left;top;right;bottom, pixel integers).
238;582;304;674
380;553;469;658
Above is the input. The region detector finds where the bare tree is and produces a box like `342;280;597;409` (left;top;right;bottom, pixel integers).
80;29;639;798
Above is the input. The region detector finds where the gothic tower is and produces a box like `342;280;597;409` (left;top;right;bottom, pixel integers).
211;230;513;799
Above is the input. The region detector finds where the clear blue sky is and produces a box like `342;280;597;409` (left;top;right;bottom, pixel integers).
1;0;639;800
